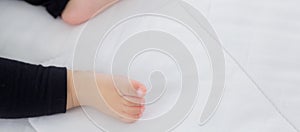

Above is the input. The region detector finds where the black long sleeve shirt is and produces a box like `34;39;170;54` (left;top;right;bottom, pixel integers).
0;57;67;118
24;0;69;18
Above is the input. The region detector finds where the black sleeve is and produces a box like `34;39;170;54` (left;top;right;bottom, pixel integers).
23;0;69;18
0;57;67;118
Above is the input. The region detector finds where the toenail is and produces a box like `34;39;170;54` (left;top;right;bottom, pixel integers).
137;88;144;97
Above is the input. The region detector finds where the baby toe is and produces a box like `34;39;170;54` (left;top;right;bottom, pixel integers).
123;106;144;115
123;96;145;107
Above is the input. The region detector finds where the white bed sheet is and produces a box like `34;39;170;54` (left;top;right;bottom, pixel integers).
206;0;300;131
0;0;299;131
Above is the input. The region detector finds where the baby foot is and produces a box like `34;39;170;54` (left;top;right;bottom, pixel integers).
94;74;147;123
62;0;119;25
67;71;147;123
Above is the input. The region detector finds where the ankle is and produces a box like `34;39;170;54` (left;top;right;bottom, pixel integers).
67;70;80;109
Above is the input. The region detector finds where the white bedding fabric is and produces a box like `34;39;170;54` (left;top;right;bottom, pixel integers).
0;0;300;132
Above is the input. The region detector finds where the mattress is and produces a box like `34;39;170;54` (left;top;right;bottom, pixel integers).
0;0;300;131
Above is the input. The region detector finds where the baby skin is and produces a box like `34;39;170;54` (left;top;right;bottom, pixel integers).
62;0;119;25
66;70;147;123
